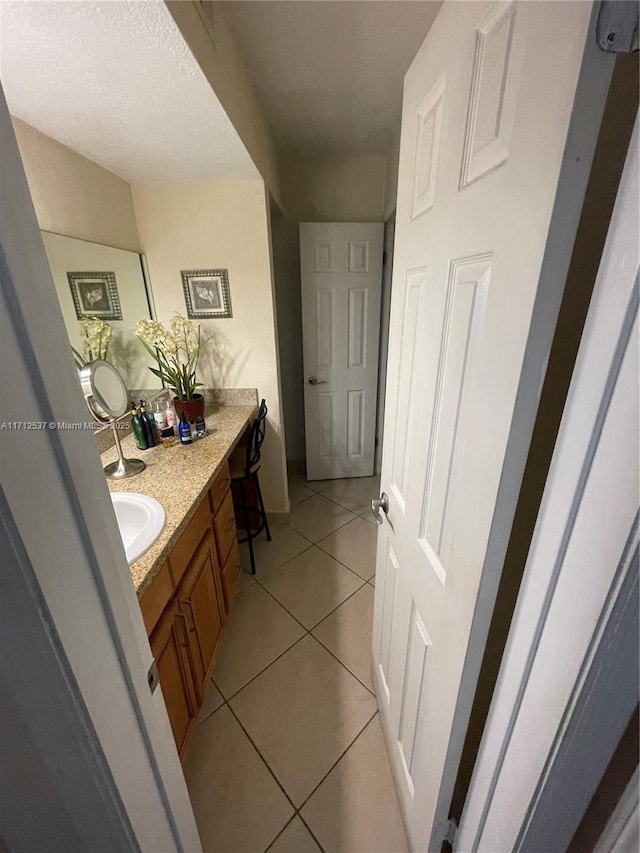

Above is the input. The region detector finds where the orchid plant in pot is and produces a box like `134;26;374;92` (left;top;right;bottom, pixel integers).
134;313;212;422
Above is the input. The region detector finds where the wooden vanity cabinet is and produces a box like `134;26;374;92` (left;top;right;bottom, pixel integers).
151;601;198;757
177;530;223;702
141;460;238;759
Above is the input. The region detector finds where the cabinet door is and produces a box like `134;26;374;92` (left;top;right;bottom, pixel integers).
220;539;242;614
178;531;223;699
151;602;197;756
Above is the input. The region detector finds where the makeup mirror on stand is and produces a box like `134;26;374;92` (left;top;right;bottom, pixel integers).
79;360;145;479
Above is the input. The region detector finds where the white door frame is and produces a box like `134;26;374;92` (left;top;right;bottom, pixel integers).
0;88;200;849
457;116;639;852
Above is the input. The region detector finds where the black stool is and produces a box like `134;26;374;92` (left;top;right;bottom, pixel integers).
230;399;271;575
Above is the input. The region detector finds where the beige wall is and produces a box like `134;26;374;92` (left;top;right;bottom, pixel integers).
272;153;388;461
167;1;281;206
280;154;387;222
12;118;141;252
131;179;288;513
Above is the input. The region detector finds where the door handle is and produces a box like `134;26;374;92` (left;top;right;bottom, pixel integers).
371;492;389;525
308;376;328;386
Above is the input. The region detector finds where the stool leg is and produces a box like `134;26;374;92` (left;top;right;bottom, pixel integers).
239;477;256;575
254;473;271;542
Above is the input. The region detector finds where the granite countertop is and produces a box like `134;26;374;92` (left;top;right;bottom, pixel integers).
102;398;257;598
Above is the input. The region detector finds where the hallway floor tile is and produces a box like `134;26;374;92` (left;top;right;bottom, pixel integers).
185;474;408;852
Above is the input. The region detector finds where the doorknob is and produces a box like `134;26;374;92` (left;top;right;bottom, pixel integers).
371;492;389;525
308;376;328;385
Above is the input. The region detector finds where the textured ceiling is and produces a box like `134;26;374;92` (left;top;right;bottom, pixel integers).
219;0;442;155
0;0;259;182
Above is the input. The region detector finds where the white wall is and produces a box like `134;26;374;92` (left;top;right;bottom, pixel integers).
131;179;288;513
167;0;281;206
272;153;388;462
12;118;141;252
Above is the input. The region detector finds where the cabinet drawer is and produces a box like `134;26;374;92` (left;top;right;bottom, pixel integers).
169;499;211;587
140;561;173;635
213;488;236;566
209;462;231;515
220;540;241;614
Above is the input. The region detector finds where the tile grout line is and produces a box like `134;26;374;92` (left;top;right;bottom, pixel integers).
262;815;299;853
295;709;381;815
215;584;375;703
296;812;326;853
222;695;379;853
224;699;298;811
219;499;379;849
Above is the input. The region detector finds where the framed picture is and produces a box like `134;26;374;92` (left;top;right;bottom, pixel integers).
181;269;233;319
67;271;122;321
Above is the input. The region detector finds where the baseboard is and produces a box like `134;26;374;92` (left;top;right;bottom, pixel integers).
287;458;306;478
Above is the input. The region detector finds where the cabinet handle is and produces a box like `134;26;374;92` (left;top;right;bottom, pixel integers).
183;602;196;633
176;612;190;646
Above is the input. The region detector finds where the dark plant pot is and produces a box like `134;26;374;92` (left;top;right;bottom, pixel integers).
173;394;205;423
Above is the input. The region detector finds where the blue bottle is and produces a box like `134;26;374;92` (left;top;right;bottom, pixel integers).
178;410;193;445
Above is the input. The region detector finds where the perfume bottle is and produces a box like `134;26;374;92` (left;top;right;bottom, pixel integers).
164;399;177;429
153;401;165;431
139;400;156;448
130;405;148;450
178;410;193;445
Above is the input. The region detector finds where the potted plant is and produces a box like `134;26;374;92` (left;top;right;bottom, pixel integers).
134;312;211;422
72;316;112;368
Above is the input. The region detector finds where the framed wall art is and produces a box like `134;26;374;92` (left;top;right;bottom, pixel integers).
181;269;233;319
67;271;122;321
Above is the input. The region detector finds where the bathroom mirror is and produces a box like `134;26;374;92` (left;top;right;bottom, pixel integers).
41;231;161;391
80;360;145;479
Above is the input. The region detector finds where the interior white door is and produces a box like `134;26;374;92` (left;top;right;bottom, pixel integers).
300;222;383;480
372;2;610;850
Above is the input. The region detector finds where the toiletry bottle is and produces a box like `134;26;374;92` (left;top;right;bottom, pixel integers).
153;401;165;431
130;405;148;450
165;399;177;429
194;415;207;439
139;400;156;447
178;410;193;445
161;426;177;448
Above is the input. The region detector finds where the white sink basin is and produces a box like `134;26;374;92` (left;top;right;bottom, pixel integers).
110;493;166;565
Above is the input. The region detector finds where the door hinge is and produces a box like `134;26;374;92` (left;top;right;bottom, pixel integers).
443;818;458;848
147;658;159;694
383;250;388;266
596;1;639;53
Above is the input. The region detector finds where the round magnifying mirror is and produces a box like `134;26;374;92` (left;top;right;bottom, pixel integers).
79;360;145;479
79;360;129;422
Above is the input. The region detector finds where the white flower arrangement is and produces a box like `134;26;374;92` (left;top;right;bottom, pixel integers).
72;316;112;368
134;312;212;401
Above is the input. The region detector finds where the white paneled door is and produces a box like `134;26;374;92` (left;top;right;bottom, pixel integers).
300;222;383;480
372;2;610;851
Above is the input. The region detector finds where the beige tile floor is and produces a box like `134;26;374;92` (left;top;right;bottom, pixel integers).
185;473;409;853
